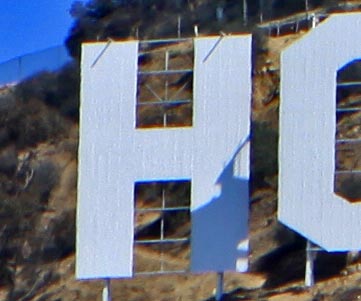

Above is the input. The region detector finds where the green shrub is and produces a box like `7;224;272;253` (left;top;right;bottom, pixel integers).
337;175;361;202
28;160;59;205
0;147;17;177
0;98;67;150
15;62;80;120
251;121;278;188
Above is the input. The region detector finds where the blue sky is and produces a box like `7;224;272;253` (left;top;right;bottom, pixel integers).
0;0;77;63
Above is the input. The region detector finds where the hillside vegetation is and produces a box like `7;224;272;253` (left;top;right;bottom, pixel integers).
65;0;342;58
1;0;361;300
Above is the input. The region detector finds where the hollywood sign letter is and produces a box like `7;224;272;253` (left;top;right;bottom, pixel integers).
77;13;361;280
77;36;251;279
279;13;361;251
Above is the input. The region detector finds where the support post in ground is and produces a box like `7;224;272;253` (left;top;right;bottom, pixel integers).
215;272;224;301
305;240;316;287
102;278;112;301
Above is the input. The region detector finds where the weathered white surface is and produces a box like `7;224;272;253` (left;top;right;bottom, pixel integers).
279;13;361;251
77;41;138;279
191;36;251;272
77;35;252;279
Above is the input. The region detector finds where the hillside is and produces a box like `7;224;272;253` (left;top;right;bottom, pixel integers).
65;0;347;58
1;1;361;300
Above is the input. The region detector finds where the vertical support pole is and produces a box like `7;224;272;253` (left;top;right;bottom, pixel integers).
216;6;224;22
194;25;199;37
311;14;317;28
243;0;248;25
164;51;169;127
305;0;310;29
160;186;166;271
259;0;264;23
305;240;315;287
102;278;112;301
135;26;139;39
177;15;181;38
215;272;224;301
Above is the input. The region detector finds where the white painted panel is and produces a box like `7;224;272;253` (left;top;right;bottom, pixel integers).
191;36;251;272
77;35;251;278
121;36;252;273
279;13;361;251
77;41;138;279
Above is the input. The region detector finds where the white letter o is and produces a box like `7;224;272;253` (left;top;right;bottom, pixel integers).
279;13;361;251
